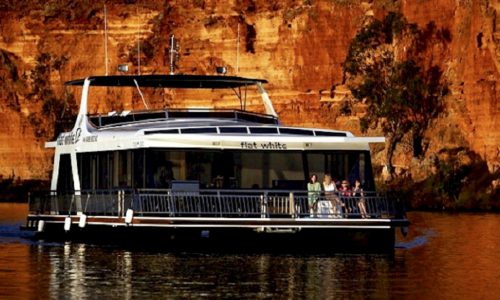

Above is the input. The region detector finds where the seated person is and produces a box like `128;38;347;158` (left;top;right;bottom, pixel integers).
339;180;351;196
337;180;351;217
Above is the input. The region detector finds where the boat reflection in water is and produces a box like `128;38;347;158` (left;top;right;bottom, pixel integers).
2;203;500;299
37;242;400;299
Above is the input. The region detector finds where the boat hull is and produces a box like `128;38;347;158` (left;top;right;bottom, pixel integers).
24;215;406;253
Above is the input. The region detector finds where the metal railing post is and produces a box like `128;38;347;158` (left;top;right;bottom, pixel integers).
289;192;295;218
264;191;269;218
260;194;265;218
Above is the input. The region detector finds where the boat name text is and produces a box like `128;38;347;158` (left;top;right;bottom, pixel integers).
240;141;287;150
57;128;81;145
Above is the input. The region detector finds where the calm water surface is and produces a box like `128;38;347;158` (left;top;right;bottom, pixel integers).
0;203;499;299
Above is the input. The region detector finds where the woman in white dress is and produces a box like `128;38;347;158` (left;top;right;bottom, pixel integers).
318;174;336;218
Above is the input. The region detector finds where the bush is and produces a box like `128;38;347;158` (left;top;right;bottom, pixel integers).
407;149;499;210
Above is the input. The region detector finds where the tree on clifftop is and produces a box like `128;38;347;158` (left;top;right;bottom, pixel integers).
343;12;449;180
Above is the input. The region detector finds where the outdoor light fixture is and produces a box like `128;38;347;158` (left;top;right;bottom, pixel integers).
216;66;227;75
118;64;129;72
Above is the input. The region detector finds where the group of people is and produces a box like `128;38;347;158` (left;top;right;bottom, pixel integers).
306;174;369;218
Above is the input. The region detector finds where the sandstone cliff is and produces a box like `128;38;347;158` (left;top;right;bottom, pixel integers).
0;0;498;207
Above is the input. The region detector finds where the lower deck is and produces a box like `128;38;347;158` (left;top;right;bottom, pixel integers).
25;189;409;251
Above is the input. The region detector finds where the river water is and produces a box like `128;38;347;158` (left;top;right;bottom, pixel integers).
0;203;498;299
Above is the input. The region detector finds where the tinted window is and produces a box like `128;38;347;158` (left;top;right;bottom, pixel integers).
219;127;248;134
249;127;278;134
314;131;347;137
279;128;314;136
181;127;218;134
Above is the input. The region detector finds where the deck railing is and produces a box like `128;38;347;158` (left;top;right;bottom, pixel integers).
28;189;406;220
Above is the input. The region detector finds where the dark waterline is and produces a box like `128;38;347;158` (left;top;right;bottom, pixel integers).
0;203;499;298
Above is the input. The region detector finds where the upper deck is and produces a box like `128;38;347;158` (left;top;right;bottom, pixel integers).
88;109;280;129
49;74;383;153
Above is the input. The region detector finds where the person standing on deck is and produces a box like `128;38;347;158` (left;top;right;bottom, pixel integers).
319;174;336;218
353;179;369;218
307;174;321;217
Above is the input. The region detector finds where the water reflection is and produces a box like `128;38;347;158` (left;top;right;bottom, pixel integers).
0;203;499;298
29;242;398;298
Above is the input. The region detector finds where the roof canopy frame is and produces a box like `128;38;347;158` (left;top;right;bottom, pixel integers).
66;74;278;120
231;84;250;111
65;74;268;89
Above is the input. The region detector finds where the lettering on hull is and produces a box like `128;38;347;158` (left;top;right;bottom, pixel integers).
57;128;81;146
241;141;287;150
56;128;98;145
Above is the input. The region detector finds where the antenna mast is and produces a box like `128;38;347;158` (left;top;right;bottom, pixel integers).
137;5;141;75
236;23;240;75
104;3;109;76
169;35;179;75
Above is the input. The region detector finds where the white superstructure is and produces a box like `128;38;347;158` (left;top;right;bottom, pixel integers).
47;74;384;193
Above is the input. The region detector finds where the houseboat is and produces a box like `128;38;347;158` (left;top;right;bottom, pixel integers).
23;68;409;251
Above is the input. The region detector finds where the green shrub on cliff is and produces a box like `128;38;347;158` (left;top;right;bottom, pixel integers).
343;12;448;178
395;148;500;210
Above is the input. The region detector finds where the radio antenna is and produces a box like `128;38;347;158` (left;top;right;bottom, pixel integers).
104;3;109;76
236;23;240;75
136;5;141;75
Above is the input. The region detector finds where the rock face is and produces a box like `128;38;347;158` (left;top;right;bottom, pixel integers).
0;1;498;188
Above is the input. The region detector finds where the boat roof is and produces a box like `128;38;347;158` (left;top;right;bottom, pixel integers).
65;74;268;88
93;118;349;137
88;109;279;128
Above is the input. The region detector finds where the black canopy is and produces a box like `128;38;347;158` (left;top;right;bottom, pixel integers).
65;74;267;88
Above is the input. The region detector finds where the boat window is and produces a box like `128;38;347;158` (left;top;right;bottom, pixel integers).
78;149;375;192
78;152;113;190
314;131;347;137
238;152;304;189
145;150;184;188
305;151;374;190
219;127;248;134
181;127;218;134
97;152;113;189
279;128;314;136
116;151;132;188
57;154;74;192
249;127;278;134
144;129;180;135
142;150;306;189
78;153;94;190
133;150;145;188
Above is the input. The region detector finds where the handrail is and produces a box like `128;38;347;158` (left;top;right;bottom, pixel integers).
28;189;406;220
87;108;280;128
